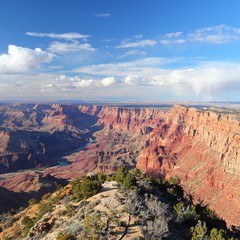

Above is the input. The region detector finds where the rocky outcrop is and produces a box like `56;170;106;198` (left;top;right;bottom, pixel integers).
28;213;56;238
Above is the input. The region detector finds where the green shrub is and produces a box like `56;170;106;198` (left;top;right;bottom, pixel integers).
42;193;51;200
131;168;143;178
37;202;54;220
174;202;199;223
56;230;76;240
167;176;181;186
97;173;107;183
28;198;38;206
65;204;76;218
71;177;102;201
210;228;226;240
123;172;136;189
115;166;127;184
21;216;34;236
80;214;106;239
191;220;208;240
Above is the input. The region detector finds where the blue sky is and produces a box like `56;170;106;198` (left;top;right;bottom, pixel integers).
1;0;240;101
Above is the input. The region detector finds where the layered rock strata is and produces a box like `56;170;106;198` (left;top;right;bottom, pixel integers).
0;103;240;226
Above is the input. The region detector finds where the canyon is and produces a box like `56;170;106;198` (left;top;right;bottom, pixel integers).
0;103;240;227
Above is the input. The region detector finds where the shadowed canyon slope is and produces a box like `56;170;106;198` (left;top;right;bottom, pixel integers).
0;103;240;227
0;104;101;173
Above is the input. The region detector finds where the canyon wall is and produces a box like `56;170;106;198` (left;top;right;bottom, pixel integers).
66;104;240;226
92;105;240;226
0;104;100;173
0;103;240;226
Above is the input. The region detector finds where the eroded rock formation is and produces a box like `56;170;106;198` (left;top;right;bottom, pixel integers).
77;104;240;226
0;103;240;226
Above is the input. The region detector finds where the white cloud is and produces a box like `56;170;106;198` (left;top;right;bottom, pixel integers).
122;62;240;97
75;57;240;98
96;13;111;17
101;77;116;86
159;39;186;45
73;79;95;88
118;50;146;59
160;25;240;45
116;39;157;48
48;41;96;53
1;61;240;100
76;57;174;77
188;25;232;44
49;75;118;91
167;62;240;95
26;32;89;40
164;32;183;38
26;31;96;54
123;75;153;85
0;45;53;74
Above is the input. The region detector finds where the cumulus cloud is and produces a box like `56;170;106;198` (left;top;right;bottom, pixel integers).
75;56;240;98
26;32;89;40
116;39;157;48
101;77;116;86
167;62;240;95
121;62;240;97
48;41;96;53
49;75;117;91
123;75;154;85
160;25;240;45
0;45;53;74
1;61;240;100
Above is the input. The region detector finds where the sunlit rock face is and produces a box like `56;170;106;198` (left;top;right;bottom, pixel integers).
82;104;240;226
0;103;240;226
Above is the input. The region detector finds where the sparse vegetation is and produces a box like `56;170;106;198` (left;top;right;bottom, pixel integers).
28;198;38;206
190;220;208;240
56;230;76;240
71;176;102;201
123;172;136;189
21;216;34;236
42;192;51;200
0;169;239;240
115;166;127;184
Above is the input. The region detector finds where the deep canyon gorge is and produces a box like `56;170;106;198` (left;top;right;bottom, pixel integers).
0;103;239;228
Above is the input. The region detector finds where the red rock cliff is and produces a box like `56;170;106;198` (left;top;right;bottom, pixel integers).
83;104;240;226
1;104;240;226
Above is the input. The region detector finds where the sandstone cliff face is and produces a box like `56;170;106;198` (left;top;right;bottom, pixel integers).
94;105;240;177
98;106;165;132
89;105;240;226
0;103;240;226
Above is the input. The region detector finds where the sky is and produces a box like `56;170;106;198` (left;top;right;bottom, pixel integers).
1;0;240;102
